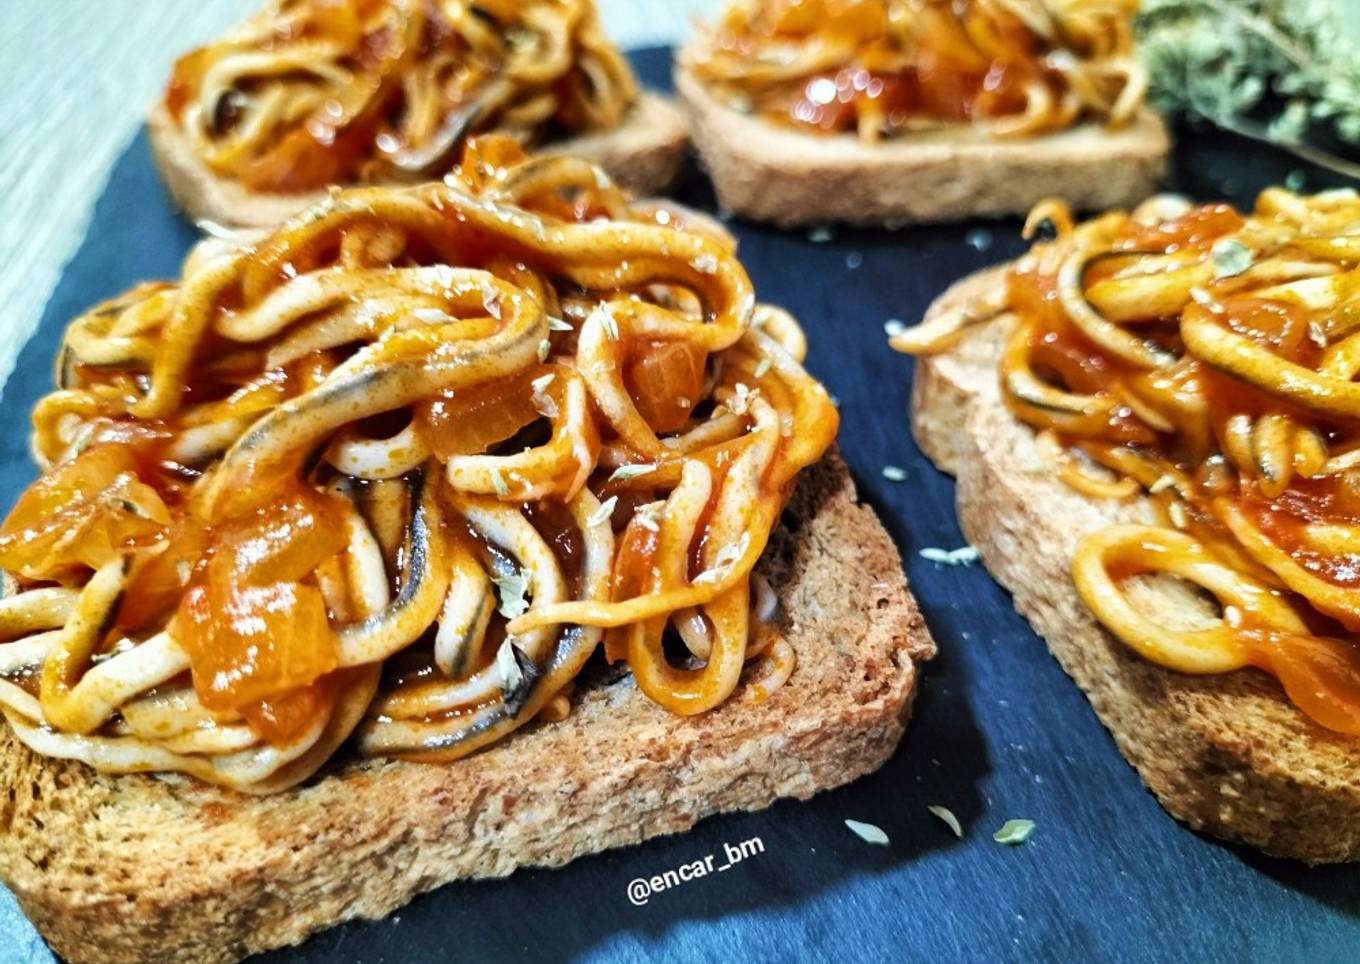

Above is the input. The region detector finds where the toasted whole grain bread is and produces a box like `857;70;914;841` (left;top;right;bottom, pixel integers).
148;92;690;228
674;62;1169;227
0;450;933;963
912;268;1360;863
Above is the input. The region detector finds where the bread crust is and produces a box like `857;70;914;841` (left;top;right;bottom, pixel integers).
148;92;690;228
0;451;933;963
913;268;1360;863
674;61;1169;227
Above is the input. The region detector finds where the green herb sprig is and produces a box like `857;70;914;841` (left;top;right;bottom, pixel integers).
1137;0;1360;178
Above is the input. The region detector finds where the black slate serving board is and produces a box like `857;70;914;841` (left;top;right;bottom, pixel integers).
4;48;1360;964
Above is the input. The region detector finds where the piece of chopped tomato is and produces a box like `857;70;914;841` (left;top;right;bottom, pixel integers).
239;677;338;745
1124;203;1245;252
176;577;340;717
626;340;706;434
0;445;169;579
172;481;348;730
415;368;545;458
604;517;659;663
215;484;349;585
1250;631;1360;735
117;520;211;632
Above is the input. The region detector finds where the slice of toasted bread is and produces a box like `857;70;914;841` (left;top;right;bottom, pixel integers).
0;451;933;963
912;268;1360;863
674;64;1169;227
148;92;690;228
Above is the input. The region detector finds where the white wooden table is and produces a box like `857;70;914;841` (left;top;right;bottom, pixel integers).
0;3;716;958
0;0;720;393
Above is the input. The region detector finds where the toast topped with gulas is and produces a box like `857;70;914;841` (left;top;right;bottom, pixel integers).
896;190;1360;862
149;0;689;227
0;138;932;961
676;0;1168;226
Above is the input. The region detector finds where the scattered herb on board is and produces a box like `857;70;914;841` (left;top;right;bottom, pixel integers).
928;805;964;838
993;819;1036;846
845;819;891;846
919;546;980;566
